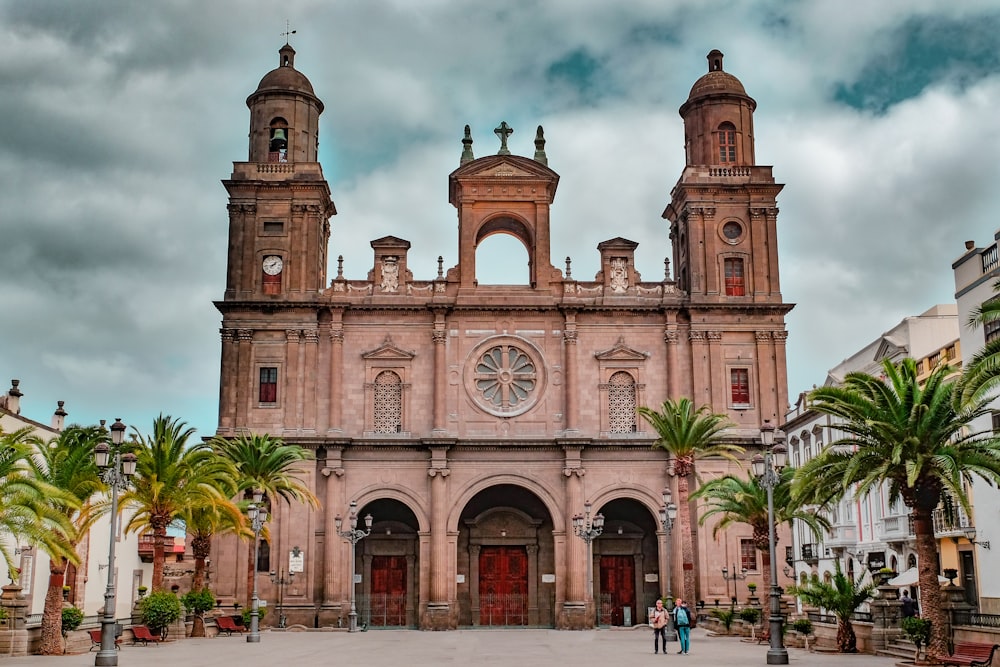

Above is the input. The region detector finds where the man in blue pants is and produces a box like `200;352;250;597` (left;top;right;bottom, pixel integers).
673;598;692;654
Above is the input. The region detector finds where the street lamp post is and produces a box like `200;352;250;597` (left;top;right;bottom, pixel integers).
751;420;789;665
94;418;137;667
269;568;296;628
721;564;747;611
335;501;373;632
246;491;268;644
658;489;678;640
572;501;604;625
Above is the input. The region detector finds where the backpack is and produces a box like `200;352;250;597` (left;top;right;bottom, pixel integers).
675;606;689;626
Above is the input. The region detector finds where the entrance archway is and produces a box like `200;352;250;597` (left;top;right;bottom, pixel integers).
356;498;420;628
457;484;555;627
593;498;660;626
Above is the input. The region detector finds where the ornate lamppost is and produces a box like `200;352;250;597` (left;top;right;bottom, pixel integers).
270;567;296;628
246;491;268;644
572;501;604;625
94;418;137;667
659;488;678;640
721;564;747;611
335;501;372;632
751;420;789;665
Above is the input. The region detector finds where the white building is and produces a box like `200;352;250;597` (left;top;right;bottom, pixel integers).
0;379;150;622
954;232;1000;614
781;306;968;601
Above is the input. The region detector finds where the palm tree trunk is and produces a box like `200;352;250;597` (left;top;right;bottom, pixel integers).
152;527;167;590
38;562;66;655
677;474;696;601
837;617;857;653
912;508;948;660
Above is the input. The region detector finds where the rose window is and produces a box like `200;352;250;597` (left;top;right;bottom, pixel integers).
473;345;537;412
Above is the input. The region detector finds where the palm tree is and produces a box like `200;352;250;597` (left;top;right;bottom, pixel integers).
182;503;245;637
788;564;875;653
0;428;78;574
23;425;105;655
121;415;239;590
691;467;829;597
794;358;1000;659
637;398;743;601
209;433;318;606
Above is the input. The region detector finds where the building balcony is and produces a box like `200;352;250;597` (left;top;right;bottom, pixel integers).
932;505;974;539
801;543;820;562
825;524;857;549
880;514;914;544
137;535;177;563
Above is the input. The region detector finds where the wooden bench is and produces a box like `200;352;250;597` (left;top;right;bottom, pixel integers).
130;625;162;646
942;642;1000;667
216;616;244;636
88;628;121;651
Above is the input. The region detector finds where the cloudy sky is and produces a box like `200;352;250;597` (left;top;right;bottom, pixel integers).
2;1;999;439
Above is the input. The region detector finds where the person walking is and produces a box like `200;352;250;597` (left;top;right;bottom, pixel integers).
649;598;669;654
900;590;919;619
673;598;692;654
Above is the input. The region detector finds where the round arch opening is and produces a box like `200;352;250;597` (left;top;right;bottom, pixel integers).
353;498;420;628
592;497;662;627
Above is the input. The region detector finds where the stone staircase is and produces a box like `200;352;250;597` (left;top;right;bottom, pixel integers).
876;637;919;662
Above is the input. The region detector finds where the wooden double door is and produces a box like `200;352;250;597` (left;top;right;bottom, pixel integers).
479;546;528;626
369;555;407;627
599;555;636;626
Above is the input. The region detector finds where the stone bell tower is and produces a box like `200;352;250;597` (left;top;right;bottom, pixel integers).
221;43;335;301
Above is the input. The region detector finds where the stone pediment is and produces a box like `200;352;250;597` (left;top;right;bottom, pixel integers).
370;235;411;249
450;154;558;181
874;336;907;362
361;335;415;360
597;237;639;251
594;337;649;361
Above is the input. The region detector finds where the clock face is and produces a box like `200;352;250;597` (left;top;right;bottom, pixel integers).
262;255;284;275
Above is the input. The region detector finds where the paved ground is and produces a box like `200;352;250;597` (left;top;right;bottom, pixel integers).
2;628;903;666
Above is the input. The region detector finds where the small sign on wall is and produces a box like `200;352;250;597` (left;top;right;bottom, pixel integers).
354;574;362;583
456;574;466;584
289;547;304;573
645;573;659;583
541;574;556;583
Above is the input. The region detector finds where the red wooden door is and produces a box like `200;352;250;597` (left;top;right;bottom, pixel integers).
599;555;635;626
479;546;528;626
370;555;407;626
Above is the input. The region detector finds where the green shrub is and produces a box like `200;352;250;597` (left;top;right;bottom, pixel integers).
61;606;84;635
0;607;9;621
792;618;813;634
139;590;182;634
901;616;931;648
710;608;735;631
739;607;761;624
241;605;268;627
181;588;216;615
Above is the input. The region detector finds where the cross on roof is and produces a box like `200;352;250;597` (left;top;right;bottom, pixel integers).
494;121;513;155
282;20;297;44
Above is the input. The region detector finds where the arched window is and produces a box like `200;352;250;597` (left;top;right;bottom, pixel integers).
608;371;637;433
269;118;289;163
373;371;402;433
718;122;737;163
724;257;745;296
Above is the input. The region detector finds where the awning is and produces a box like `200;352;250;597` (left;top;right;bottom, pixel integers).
886;566;949;587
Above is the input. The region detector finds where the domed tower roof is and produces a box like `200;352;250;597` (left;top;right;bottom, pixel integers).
248;44;323;111
682;49;755;113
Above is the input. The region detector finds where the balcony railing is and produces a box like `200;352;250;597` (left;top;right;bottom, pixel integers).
825;524;857;549
932;505;973;537
801;543;819;561
137;535;176;563
880;514;914;542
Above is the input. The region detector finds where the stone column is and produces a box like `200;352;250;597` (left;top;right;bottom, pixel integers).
469;544;482;626
284;329;301;435
236;329;254;427
689;330;709;406
870;583;903;651
0;583;28;656
527;544;540;626
328;323;344;434
754;331;775;418
771;331;789;419
561;447;587;629
302;329;319;434
321;450;345;607
432;317;448;435
664;328;679;399
425;445;452;629
563;319;579;433
706;331;724;409
218;329;237;433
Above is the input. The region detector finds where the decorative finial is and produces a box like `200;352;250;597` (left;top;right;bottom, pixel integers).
494;121;513;155
282;20;297;45
437;256;444;279
534;126;547;165
664;257;671;281
565;256;572;279
337;255;344;279
460;125;475;165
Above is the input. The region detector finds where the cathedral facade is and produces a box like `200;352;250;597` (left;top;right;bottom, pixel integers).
211;46;791;630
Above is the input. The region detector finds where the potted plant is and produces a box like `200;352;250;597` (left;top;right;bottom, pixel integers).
62;585;71;601
901;616;932;663
0;606;9;627
61;606;84;637
710;608;736;634
139;590;182;640
181;588;216;638
747;582;757;594
137;586;148;599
